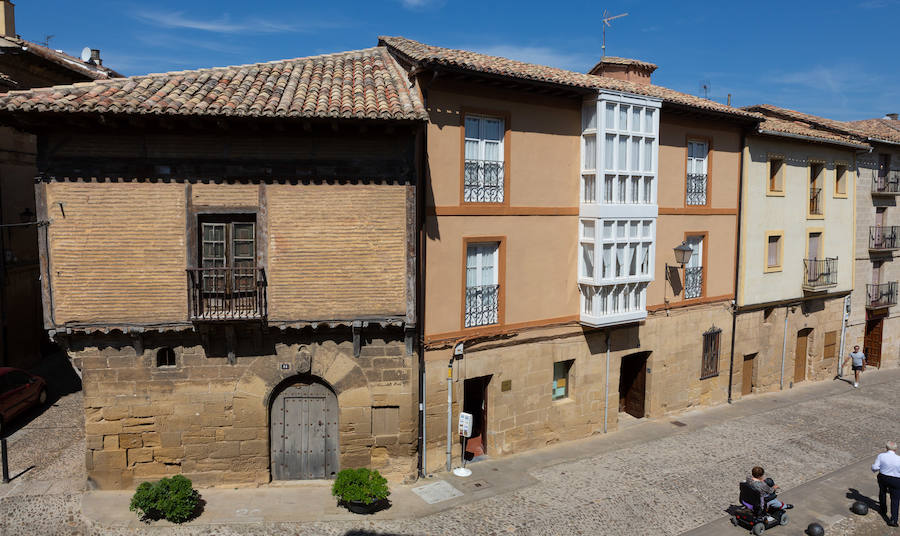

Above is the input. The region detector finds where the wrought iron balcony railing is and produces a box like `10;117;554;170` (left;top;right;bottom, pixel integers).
686;173;707;205
802;258;838;290
465;284;499;328
809;187;823;215
464;159;505;203
872;171;900;195
187;267;267;321
684;266;703;299
869;226;900;250
867;282;898;309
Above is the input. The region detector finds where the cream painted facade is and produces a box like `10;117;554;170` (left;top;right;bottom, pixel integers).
846;141;900;371
738;135;856;307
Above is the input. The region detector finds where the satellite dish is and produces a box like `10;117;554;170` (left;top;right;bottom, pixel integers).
80;47;91;63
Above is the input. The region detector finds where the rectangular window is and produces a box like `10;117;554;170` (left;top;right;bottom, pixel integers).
701;327;721;379
465;242;500;328
192;214;261;320
686;140;709;205
552;360;574;400
809;162;824;216
464;115;505;203
582;175;596;203
835;164;847;196
684;234;704;299
766;233;782;271
768;157;784;194
583;134;596;170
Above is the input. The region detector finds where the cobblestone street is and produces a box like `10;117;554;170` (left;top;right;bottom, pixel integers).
2;369;899;535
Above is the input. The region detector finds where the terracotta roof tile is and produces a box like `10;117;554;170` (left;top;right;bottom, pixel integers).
378;36;758;120
589;56;657;73
0;36;121;81
742;104;870;149
0;47;426;121
843;118;900;144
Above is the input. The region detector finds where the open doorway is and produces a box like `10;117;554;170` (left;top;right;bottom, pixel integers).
463;375;491;460
741;353;757;396
619;351;650;419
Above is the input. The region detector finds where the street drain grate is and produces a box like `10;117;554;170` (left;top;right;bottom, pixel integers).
671;420;687;427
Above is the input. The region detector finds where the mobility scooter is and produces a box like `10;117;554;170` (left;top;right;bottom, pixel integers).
729;480;789;534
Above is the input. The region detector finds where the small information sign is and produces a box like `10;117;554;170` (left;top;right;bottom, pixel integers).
458;412;473;438
280;363;290;370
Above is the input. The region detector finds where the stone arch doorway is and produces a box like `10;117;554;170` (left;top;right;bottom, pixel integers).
269;375;339;480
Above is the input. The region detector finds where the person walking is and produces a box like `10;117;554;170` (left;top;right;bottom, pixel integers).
872;440;900;527
843;345;867;388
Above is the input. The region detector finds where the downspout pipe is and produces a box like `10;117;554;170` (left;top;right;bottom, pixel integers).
727;129;747;403
837;295;849;378
415;122;427;478
603;329;610;433
446;356;453;472
780;304;789;390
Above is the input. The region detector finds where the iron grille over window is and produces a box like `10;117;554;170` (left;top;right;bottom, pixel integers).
701;326;721;379
684;266;703;299
873;171;900;195
867;282;898;309
464;160;505;202
465;284;499;328
686;173;707;205
802;258;838;289
809;187;822;215
870;226;900;250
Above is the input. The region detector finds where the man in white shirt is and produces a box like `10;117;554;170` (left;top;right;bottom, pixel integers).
843;345;867;388
872;440;900;527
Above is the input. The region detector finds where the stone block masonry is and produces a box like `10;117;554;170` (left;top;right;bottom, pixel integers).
70;326;417;489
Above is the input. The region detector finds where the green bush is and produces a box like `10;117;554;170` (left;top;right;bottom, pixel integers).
129;475;201;523
331;468;390;505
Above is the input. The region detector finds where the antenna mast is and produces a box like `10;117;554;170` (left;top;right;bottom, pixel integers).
601;11;628;59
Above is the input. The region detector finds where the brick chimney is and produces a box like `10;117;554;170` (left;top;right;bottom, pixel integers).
886;113;899;121
0;1;14;39
588;56;657;85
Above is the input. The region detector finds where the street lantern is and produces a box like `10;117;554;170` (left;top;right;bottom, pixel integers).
673;241;693;266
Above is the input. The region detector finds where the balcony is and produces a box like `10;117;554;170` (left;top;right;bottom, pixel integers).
465;284;499;328
872;171;900;196
686;173;707;205
187;267;267;321
869;226;900;251
809;187;823;215
463;159;505;203
866;282;898;309
802;258;838;291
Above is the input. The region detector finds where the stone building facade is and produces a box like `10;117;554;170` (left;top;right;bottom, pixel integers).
0;46;426;488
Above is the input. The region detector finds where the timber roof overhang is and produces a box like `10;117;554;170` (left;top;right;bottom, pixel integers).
743;104;872;150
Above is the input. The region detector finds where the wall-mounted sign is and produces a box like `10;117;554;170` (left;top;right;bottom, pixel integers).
280;363;290;370
458;412;473;438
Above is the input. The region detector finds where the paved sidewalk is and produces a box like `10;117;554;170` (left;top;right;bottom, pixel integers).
3;367;900;535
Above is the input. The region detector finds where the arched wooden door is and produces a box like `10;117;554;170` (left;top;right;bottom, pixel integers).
270;380;339;480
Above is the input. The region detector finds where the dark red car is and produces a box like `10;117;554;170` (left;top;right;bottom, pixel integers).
0;368;47;436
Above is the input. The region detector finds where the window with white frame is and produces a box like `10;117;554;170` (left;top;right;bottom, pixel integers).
464;115;505;203
465;242;499;328
686;140;709;205
684;234;704;299
579;94;660;327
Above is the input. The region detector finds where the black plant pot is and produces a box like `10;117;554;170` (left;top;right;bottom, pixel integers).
344;498;388;515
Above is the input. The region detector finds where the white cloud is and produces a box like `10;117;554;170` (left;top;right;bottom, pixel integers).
398;0;444;9
134;10;341;34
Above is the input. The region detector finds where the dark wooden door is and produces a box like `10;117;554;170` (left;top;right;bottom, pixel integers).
741;354;756;396
271;381;339;480
865;319;884;368
619;352;648;418
794;329;811;383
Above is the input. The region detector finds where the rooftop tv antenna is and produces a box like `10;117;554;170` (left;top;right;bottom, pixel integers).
601;11;628;58
700;80;711;100
42;35;54;47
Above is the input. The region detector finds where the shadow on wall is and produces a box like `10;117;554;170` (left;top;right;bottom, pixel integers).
29;348;82;397
801;299;825;315
584;324;642;355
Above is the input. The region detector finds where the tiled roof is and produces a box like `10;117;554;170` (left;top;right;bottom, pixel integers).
743;104;870;149
844;118;900;144
0;36;121;81
0;47;426;121
378;36;759;120
590;56;657;71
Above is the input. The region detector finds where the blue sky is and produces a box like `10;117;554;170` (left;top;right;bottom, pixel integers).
16;0;900;121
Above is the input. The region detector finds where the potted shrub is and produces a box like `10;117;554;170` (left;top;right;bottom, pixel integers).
129;475;201;523
331;468;390;514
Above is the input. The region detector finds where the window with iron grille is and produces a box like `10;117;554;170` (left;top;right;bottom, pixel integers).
465;242;499;328
464;115;505;203
686;140;708;205
701;326;721;379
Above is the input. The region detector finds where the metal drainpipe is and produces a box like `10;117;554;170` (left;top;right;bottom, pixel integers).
446;357;453;472
780;304;789;390
727;129;747;404
603;329;610;434
837;295;849;377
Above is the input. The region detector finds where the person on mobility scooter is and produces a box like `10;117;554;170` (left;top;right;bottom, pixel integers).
731;466;793;534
